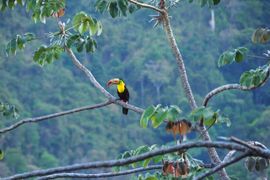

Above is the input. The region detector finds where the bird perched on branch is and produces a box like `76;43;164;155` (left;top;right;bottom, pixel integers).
107;78;129;115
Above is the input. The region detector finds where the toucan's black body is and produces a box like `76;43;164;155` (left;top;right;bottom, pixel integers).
117;86;129;115
107;78;130;115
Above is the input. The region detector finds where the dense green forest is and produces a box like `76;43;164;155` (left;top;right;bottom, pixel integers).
0;0;269;179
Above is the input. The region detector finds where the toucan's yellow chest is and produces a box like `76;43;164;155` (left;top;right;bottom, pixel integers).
117;82;125;93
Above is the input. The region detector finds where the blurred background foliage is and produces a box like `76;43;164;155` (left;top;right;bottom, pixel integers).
0;0;269;179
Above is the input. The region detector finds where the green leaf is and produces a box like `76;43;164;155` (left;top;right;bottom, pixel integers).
66;34;81;48
33;45;64;66
143;158;151;168
76;41;85;52
152;155;163;163
6;38;17;55
152;110;167;128
140;106;155;128
73;12;101;37
218;51;235;67
252;28;270;44
89;18;98;36
166;105;181;121
73;12;89;34
109;1;119;18
95;0;108;13
134;145;150;156
118;0;128;16
235;47;248;63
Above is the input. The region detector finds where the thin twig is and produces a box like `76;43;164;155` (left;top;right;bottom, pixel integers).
37;165;162;180
247;54;270;60
3;141;254;180
65;47;144;114
194;152;251;180
203;67;270;106
127;0;164;13
222;150;236;162
0;101;112;134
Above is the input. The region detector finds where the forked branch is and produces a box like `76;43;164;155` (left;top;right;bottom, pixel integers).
65;47;144;114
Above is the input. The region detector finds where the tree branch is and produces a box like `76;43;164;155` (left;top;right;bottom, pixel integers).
65;47;144;114
127;0;164;13
0;101;112;134
194;152;251;180
4;140;266;180
162;11;197;110
203;68;270;106
161;8;229;179
37;165;162;180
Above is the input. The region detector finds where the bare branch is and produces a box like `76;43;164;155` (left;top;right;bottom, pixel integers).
65;47;144;114
194;152;250;180
203;68;270;106
3;141;258;180
127;0;164;13
37;165;162;180
0;101;112;134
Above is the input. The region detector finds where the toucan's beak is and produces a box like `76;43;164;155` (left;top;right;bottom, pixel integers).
107;78;120;87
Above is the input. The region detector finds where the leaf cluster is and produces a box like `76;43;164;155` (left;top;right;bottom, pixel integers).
95;0;140;18
189;106;231;127
252;28;270;44
240;65;269;88
140;105;182;129
0;0;65;23
0;102;19;119
114;145;163;172
6;33;36;55
33;45;64;66
218;47;248;67
245;156;269;176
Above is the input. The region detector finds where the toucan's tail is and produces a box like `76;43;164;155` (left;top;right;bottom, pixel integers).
122;107;128;115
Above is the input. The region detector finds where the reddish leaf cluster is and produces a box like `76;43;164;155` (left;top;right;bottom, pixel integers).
162;159;189;178
52;8;65;18
166;119;192;136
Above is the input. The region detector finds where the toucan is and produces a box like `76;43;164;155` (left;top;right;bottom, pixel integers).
107;78;129;115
